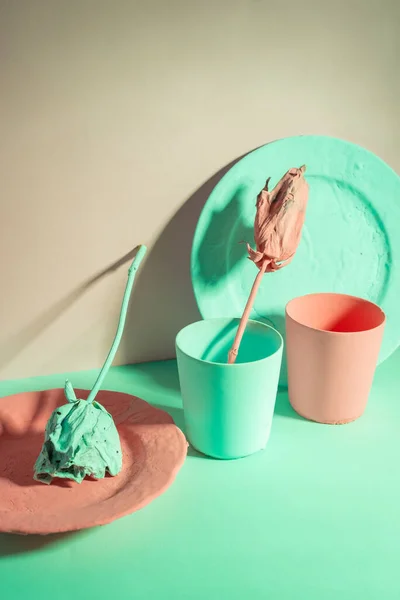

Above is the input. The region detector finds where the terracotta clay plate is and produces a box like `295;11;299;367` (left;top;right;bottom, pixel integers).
0;389;187;535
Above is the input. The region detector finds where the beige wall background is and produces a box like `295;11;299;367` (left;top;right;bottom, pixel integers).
0;0;399;380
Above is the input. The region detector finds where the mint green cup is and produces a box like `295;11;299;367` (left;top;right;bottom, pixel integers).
176;318;283;459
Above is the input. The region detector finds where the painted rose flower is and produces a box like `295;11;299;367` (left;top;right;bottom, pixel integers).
228;166;309;363
247;165;309;272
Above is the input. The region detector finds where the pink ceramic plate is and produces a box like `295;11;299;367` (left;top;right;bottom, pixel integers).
0;389;187;534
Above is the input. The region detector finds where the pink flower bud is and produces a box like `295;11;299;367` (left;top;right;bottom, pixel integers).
247;165;309;272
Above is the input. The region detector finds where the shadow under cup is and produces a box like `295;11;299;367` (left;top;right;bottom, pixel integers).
286;293;386;424
176;318;283;459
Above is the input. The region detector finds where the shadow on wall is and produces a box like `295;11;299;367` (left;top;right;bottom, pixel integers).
120;153;251;365
0;150;254;374
0;248;140;373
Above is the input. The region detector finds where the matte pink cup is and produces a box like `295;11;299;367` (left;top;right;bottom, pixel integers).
286;293;385;424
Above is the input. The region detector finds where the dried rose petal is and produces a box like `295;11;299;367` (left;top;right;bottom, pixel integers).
247;165;309;272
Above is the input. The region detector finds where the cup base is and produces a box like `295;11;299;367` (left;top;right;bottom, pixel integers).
289;401;364;425
189;440;267;460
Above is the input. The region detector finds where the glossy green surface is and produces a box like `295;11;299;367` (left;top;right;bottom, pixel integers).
1;355;399;600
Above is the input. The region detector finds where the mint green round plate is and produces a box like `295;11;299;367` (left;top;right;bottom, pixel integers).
191;136;400;386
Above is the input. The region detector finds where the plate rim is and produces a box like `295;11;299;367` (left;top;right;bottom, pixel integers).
0;388;188;534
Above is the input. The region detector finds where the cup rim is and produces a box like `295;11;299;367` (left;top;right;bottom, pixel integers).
286;292;386;335
176;317;283;367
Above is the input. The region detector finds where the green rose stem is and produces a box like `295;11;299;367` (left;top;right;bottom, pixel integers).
86;244;147;403
33;244;147;484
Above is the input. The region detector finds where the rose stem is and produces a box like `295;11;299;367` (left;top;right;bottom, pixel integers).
227;259;268;364
86;244;147;403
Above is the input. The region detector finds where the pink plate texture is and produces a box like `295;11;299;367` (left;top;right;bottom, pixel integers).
0;389;187;534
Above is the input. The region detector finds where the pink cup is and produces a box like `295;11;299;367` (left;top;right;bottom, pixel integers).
286;293;385;424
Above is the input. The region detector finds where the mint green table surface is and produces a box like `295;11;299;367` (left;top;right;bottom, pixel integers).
1;353;399;600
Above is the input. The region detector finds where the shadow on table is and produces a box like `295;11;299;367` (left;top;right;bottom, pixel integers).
152;403;211;459
274;390;304;420
0;530;88;557
119;361;181;393
151;371;304;464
